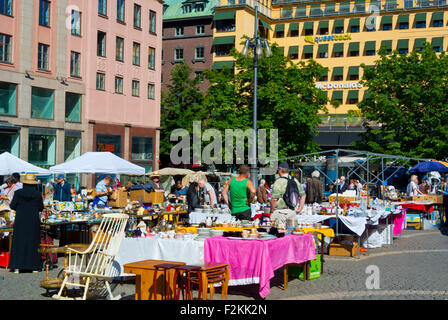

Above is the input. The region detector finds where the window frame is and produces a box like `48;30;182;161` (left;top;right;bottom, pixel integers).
98;0;107;16
96;72;105;91
147;83;155;99
117;0;125;22
97;31;106;57
196;25;205;35
133;3;141;28
71;9;82;36
132;42;141;66
175;26;184;37
195;46;205;60
115;76;123;94
174;48;184;61
0;0;13;16
37;43;50;71
39;0;51;27
70;51;81;78
116;36;124;61
148;46;155;70
149;10;156;34
0;33;12;63
132;80;140;97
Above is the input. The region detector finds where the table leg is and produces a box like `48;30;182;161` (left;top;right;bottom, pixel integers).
283;265;288;290
320;236;325;274
357;235;361;259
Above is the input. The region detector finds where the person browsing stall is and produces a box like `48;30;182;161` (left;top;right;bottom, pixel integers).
256;179;268;204
53;174;72;202
198;179;217;208
175;180;189;199
95;176;113;207
149;172;164;192
407;175;424;196
270;163;306;228
305;170;323;204
0;176;20;202
222;165;256;221
186;182;202;213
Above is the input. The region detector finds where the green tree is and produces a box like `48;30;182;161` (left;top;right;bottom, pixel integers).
356;44;448;159
204;43;328;159
160;62;207;161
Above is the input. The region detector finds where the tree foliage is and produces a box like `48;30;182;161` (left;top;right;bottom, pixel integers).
356;44;448;159
204;44;328;159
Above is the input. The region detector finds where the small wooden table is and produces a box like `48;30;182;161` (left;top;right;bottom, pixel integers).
123;259;186;300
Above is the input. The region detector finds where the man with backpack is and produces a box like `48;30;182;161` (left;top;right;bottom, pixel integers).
270;162;306;228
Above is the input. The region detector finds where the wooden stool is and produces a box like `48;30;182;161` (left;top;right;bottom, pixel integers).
190;263;229;300
283;261;309;291
172;265;202;300
153;263;181;300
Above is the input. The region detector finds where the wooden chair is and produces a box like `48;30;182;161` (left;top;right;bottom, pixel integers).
190;263;229;300
52;213;129;300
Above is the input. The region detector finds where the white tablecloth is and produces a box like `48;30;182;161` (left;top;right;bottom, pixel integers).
111;237;204;277
296;214;367;236
189;211;233;224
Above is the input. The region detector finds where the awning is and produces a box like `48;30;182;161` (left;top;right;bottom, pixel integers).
303;21;314;30
318;20;329;29
332;91;343;100
303;45;314;54
415;13;427;22
288;46;299;55
213;11;235;21
0;152;50;175
260;19;272;30
397;39;409;49
212;61;234;70
414;38;426;49
381;40;392;50
349;42;360;51
333;67;344;76
318;44;328;53
365;41;376;51
432;12;443;21
334;19;344;28
349;18;360;27
333;43;344;53
348;66;359;75
398;14;409;23
289;22;299;31
381;16;393;24
0;121;20;133
275;24;285;32
347;90;359;99
432;37;443;47
212;36;235;45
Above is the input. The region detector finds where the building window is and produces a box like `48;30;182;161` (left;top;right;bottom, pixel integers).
37;43;49;70
175;27;184;36
0;82;16;115
334;75;343;81
175;48;184;61
433;20;443;27
65;131;81;161
132;80;139;97
70;51;81;77
97;31;106;57
366;49;376;56
29;129;56;167
398;48;408;54
348;97;358;104
304;52;313;59
399;22;409;29
96;73;105;90
349;74;359;80
132;42;140;66
132;136;153;162
216;20;235;32
334;51;343;57
416;21;426;28
404;0;413;8
116;36;124;61
350;25;360;32
182;4;191;13
39;0;50;26
97;133;121;156
149;10;156;33
115;76;123;94
196;25;205;35
275;30;284;38
0;33;11;63
195;3;204;12
195;47;205;59
290;29;299;37
148;46;155;70
65;92;81;122
195;71;204;83
133;4;141;28
117;0;125;22
349;50;359;56
98;0;107;16
148;83;155;99
71;10;81;36
0;132;19;156
0;0;13;16
31;87;54;119
383;23;392;30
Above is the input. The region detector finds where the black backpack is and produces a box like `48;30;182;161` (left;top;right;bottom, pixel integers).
281;176;300;210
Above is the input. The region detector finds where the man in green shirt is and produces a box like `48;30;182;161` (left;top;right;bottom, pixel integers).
222;165;256;221
270;162;306;228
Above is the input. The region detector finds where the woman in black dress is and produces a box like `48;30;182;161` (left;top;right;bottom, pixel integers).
186;182;202;214
8;174;44;273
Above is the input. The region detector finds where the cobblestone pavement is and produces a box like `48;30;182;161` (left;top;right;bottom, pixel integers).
1;228;447;300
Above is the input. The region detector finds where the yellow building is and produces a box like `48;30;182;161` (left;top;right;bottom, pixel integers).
212;0;448;147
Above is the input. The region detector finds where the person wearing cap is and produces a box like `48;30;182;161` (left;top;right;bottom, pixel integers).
53;174;72;202
270;162;306;228
8;174;44;273
149;172;164;192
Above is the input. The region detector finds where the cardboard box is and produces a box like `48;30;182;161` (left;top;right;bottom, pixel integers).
328;241;358;257
328;196;356;204
412;195;443;203
129;189;165;203
108;189;129;208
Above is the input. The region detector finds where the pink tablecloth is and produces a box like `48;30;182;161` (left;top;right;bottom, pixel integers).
204;234;316;298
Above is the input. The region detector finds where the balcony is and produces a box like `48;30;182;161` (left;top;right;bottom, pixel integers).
218;0;273;18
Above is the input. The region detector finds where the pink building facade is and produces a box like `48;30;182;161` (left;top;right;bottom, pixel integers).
0;0;162;179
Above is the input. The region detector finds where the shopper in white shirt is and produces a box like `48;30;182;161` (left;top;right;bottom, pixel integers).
407;175;424;196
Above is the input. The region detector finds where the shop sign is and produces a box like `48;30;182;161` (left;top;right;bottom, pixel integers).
315;82;363;89
305;34;352;44
97;143;116;152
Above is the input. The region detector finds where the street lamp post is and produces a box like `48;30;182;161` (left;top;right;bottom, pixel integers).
242;6;271;190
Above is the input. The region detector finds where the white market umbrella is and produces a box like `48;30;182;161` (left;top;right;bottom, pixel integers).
146;167;195;176
0;152;51;175
49;152;145;175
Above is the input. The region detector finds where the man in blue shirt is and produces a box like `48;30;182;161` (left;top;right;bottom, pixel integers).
95;176;113;207
53;174;72;202
175;181;188;199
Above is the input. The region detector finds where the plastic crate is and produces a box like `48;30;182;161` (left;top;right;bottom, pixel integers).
0;252;9;268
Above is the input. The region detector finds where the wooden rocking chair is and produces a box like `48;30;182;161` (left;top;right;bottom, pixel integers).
52;213;129;300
